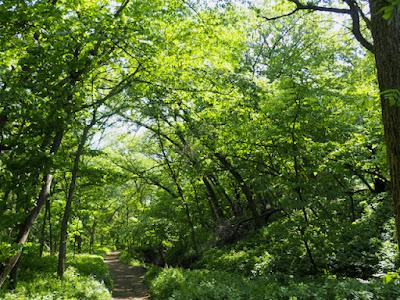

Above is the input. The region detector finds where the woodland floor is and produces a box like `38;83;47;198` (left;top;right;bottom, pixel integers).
105;252;150;300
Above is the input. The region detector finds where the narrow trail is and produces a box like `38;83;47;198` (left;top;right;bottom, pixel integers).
105;251;150;300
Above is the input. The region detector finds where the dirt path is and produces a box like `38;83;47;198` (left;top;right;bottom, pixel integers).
105;251;150;300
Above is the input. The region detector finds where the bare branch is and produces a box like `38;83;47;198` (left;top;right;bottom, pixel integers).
354;0;372;29
344;0;374;52
289;0;351;14
261;8;299;21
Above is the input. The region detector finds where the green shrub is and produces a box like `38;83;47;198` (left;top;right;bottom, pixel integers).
18;254;58;281
68;254;113;289
198;195;397;278
197;234;273;277
149;268;400;300
94;246;112;257
119;250;130;264
0;267;111;300
0;253;112;299
145;265;163;282
118;250;146;268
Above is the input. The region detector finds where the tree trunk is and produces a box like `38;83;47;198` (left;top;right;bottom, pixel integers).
209;174;240;217
215;153;263;228
369;0;400;248
0;128;63;289
57;113;96;277
157;132;198;253
47;196;54;256
90;220;96;254
298;225;318;273
0;189;11;219
8;257;20;290
75;235;82;254
39;198;49;257
0;173;55;288
203;175;224;222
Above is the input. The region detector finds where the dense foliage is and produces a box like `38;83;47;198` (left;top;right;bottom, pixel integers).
148;267;400;300
1;0;400;298
0;253;112;299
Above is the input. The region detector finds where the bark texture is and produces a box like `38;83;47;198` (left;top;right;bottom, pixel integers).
369;0;400;248
0;129;63;288
0;173;54;288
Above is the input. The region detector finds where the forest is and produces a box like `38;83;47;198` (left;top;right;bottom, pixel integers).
1;0;400;299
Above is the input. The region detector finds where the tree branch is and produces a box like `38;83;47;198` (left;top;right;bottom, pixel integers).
354;0;371;29
289;0;351;14
75;63;142;112
115;0;130;17
261;8;300;21
264;0;374;53
344;0;374;53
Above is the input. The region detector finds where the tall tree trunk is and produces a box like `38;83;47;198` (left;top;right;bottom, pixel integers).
369;0;400;249
8;258;20;290
47;196;54;256
157;130;198;253
39;198;49;257
0;174;54;288
57;112;96;277
0;129;63;289
39;180;55;257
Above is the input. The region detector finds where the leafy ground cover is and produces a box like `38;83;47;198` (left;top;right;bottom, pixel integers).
2;0;400;298
148;267;400;300
145;203;400;300
0;253;112;300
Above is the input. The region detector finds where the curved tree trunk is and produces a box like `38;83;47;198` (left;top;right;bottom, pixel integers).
0;173;55;288
0;129;63;289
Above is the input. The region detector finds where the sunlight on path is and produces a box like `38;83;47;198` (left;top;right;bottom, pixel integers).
105;251;150;300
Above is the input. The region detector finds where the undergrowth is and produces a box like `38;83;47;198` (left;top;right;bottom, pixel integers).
148;267;400;300
0;253;112;300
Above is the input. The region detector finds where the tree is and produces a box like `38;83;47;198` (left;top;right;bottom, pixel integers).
0;0;143;287
57;107;98;278
262;0;400;250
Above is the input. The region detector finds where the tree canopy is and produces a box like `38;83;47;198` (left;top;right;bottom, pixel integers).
1;0;400;299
